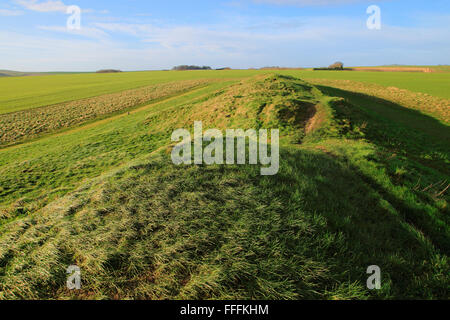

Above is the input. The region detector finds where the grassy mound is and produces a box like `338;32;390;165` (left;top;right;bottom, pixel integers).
0;74;448;299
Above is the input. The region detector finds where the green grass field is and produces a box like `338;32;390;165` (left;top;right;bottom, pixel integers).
0;71;448;299
0;70;262;114
1;69;449;115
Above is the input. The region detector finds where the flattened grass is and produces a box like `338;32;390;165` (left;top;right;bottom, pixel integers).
0;144;447;299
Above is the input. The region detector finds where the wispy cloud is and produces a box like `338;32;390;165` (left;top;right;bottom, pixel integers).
14;0;68;13
38;25;110;40
3;0;449;71
0;8;24;16
14;0;95;14
92;17;450;64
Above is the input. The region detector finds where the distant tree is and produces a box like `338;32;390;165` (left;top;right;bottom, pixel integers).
328;62;344;70
96;69;122;73
172;65;212;71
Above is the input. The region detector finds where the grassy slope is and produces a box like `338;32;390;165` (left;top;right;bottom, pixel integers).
307;79;449;126
0;81;236;214
0;74;448;299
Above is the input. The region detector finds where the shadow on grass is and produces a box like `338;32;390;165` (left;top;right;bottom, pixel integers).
268;147;449;299
0;143;448;299
315;85;450;142
315;85;450;175
19;149;450;298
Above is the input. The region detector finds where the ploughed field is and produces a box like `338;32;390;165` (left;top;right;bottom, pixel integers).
0;70;448;299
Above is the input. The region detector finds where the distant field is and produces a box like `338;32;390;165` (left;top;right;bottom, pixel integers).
351;67;434;73
0;70;263;114
429;65;450;73
347;66;450;73
377;65;450;73
0;79;213;146
0;70;80;77
1;69;449;115
291;70;450;99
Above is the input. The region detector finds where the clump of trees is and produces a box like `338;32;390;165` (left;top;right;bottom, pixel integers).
172;65;212;71
260;66;281;70
96;69;122;73
328;62;344;70
314;62;348;71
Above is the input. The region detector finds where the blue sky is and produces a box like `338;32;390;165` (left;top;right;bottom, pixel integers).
1;0;449;71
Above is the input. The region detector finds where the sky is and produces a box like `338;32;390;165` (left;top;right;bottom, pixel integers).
0;0;449;71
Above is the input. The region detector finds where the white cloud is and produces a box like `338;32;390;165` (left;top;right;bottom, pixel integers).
2;10;449;71
0;8;24;16
90;17;450;68
14;0;97;14
14;0;68;13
